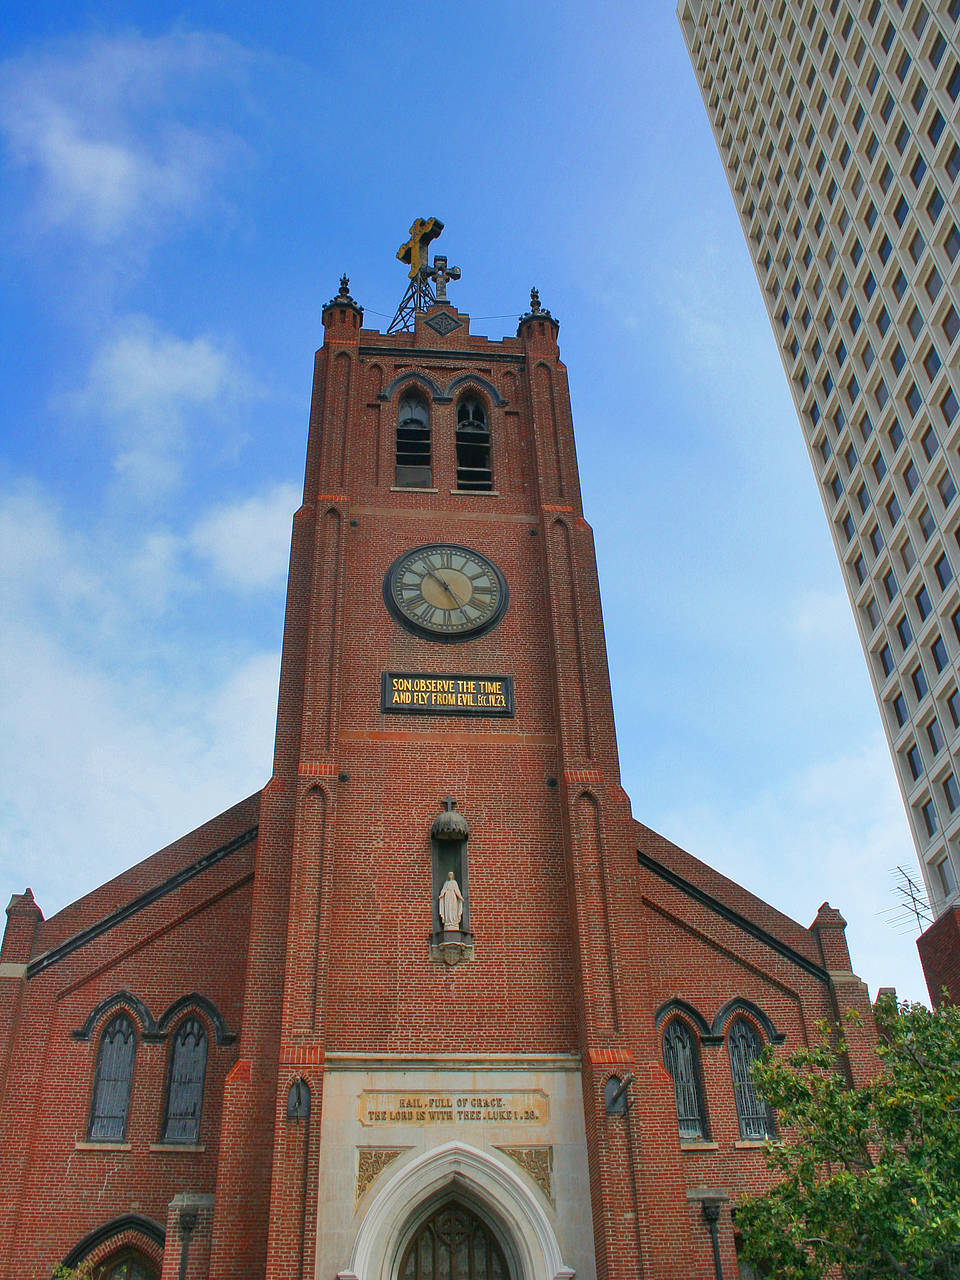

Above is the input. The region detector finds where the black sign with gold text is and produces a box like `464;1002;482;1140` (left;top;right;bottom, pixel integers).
381;672;514;717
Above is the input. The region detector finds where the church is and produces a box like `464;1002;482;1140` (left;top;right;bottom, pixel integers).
0;222;882;1280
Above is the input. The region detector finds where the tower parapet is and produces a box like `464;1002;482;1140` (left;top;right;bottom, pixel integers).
321;274;363;337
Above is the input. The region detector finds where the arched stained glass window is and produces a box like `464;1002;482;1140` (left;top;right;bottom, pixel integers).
88;1013;136;1142
728;1016;772;1140
396;394;431;488
399;1202;511;1280
162;1016;207;1144
662;1019;706;1139
456;397;493;491
99;1252;157;1280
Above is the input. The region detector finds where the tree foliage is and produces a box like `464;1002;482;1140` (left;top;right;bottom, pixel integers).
737;998;960;1280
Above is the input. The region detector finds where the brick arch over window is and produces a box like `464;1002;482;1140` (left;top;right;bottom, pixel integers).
60;1214;165;1275
156;993;234;1045
441;373;506;407
709;997;785;1043
653;998;713;1040
378;371;443;404
72;991;157;1042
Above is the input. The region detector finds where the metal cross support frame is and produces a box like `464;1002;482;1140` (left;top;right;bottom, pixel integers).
388;218;461;333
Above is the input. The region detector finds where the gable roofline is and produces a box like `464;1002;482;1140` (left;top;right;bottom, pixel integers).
637;847;829;984
27;825;258;980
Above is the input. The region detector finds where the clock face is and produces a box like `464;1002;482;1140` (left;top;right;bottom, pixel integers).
383;543;508;642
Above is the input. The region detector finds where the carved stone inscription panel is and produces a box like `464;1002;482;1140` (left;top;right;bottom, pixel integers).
357;1090;548;1127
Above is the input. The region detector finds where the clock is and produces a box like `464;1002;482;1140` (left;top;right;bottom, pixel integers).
383;543;508;642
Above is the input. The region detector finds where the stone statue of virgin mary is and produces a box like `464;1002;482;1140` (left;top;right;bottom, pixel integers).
438;871;464;932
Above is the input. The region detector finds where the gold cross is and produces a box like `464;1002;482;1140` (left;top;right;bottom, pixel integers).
397;217;444;280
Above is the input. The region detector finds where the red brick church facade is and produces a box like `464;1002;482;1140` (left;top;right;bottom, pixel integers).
0;235;883;1280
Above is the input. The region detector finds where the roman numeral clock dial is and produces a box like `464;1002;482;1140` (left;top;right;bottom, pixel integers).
383;544;508;642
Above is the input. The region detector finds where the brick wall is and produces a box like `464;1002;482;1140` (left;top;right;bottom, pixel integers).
918;905;960;1005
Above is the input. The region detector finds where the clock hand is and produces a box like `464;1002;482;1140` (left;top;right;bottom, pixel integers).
424;568;464;607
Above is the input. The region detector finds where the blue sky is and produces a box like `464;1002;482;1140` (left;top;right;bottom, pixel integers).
0;1;927;1000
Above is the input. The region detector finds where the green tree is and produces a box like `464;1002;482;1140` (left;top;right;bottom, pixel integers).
736;997;960;1280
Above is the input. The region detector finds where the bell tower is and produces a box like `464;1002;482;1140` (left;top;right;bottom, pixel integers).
207;224;712;1280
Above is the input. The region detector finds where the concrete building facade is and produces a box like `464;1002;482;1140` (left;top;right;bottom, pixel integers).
679;0;960;985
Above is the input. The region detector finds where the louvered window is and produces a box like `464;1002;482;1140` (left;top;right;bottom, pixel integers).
728;1017;772;1139
396;395;431;488
662;1020;706;1139
455;398;493;491
162;1017;207;1144
88;1014;135;1142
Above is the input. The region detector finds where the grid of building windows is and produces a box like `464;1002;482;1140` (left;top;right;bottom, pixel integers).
679;0;960;913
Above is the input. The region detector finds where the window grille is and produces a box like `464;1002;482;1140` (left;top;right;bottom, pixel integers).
662;1020;706;1139
728;1017;772;1139
162;1017;207;1144
88;1013;135;1142
396;395;431;488
455;399;493;491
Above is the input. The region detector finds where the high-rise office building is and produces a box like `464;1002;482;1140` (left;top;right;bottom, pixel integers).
680;0;960;931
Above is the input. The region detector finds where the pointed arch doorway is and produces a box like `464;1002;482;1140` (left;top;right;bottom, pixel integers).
338;1141;575;1280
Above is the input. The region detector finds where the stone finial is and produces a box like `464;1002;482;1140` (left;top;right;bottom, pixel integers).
517;286;558;338
328;274;358;308
322;273;363;327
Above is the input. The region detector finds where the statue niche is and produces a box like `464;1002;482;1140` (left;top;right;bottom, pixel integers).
430;798;474;967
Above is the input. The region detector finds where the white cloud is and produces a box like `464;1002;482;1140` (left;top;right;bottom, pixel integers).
653;736;929;1003
0;481;115;620
205;652;282;756
0;30;249;243
0;613;277;916
0;482;278;917
190;483;300;590
71;314;254;495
